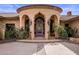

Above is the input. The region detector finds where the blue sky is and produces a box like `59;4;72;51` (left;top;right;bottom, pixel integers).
0;4;79;15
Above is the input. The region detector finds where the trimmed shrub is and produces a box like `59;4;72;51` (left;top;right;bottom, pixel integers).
5;28;16;39
15;28;29;39
55;26;68;39
65;26;74;37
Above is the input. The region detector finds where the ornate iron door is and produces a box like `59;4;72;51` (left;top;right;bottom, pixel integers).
35;17;45;37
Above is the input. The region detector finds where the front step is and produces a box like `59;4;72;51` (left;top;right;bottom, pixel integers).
17;39;62;43
34;37;45;40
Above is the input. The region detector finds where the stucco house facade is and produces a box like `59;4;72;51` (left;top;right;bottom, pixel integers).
0;5;79;40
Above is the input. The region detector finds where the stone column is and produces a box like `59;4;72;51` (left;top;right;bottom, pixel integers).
2;24;6;40
57;16;60;27
45;17;49;40
54;16;60;38
19;15;24;29
3;29;5;40
29;16;34;40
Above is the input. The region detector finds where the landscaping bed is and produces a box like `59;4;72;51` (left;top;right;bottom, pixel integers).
69;37;79;44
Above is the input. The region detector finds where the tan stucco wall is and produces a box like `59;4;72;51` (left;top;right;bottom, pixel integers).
0;21;4;40
19;9;60;19
3;19;20;29
0;7;61;40
18;8;61;39
68;20;79;37
19;8;61;28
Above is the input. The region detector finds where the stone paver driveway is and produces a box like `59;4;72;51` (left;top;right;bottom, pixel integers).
0;42;78;55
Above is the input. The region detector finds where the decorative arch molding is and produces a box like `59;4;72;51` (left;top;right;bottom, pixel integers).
34;12;45;37
22;15;29;20
48;15;58;25
35;12;45;19
21;15;30;38
50;15;58;20
47;15;57;25
48;15;58;37
17;5;63;13
22;15;32;26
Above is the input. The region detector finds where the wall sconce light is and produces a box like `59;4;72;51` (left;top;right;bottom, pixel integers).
47;20;50;25
29;21;32;26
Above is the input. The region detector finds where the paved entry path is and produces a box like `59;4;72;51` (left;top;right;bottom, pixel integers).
0;42;78;55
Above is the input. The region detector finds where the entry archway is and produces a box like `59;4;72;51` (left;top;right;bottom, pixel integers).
34;13;45;37
22;15;30;38
49;15;58;37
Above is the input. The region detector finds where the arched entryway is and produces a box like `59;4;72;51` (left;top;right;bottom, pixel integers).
34;13;45;37
22;15;30;38
49;19;55;36
49;15;57;38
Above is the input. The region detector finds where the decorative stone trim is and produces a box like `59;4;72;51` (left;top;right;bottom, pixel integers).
17;5;63;13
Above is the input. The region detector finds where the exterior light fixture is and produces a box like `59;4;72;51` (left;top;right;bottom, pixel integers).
29;21;32;26
47;20;50;25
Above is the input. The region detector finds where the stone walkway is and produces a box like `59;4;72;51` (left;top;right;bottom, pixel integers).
61;42;79;55
33;43;76;55
0;42;78;55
